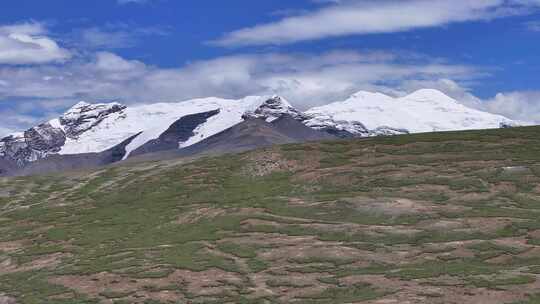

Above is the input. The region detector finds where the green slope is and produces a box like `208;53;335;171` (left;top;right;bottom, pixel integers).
2;126;540;303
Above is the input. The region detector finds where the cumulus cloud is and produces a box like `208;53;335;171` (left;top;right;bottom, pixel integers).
0;50;481;108
213;0;540;46
0;22;71;65
483;91;540;122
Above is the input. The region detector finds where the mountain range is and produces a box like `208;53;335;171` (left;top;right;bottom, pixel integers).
0;89;519;176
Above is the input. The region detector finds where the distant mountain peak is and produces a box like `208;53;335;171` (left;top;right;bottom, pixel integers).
60;101;126;139
405;89;457;104
243;95;305;122
305;88;517;135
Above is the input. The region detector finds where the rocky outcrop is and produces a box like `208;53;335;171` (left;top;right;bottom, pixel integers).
0;122;66;167
303;116;370;138
369;126;409;137
60;101;126;138
0;101;126;168
244;96;306;122
0;132;49;166
303;116;409;138
25;122;66;152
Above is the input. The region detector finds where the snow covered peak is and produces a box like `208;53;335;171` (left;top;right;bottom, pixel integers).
60;101;126;138
405;89;458;104
69;101;92;110
63;101;125;118
243;95;305;122
305;89;517;135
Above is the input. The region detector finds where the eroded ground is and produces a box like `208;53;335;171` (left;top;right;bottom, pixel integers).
2;127;540;303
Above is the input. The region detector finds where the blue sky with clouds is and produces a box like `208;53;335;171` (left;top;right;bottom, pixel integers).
0;0;539;136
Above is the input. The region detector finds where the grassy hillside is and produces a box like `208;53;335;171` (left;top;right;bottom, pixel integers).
2;126;540;303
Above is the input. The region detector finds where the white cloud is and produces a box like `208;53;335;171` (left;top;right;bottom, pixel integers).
213;0;540;46
0;126;14;138
483;91;540;122
0;22;71;65
0;50;481;108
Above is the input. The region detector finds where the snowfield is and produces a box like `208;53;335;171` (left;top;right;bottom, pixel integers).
304;89;517;134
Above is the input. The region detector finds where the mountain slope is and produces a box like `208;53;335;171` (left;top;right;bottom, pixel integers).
2;126;540;303
176;115;335;157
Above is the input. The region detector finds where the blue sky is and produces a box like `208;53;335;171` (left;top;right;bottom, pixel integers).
0;0;540;135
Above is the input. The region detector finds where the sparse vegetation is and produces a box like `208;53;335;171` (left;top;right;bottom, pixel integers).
2;126;540;303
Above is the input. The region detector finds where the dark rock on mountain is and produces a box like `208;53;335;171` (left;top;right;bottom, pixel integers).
270;115;336;141
243;96;306;121
129;109;220;158
176;119;299;157
0;101;127;168
0;122;66;167
308;121;368;138
177;115;336;158
0;133;43;167
60;101;126;138
25;122;66;153
369;126;409;136
11;133;140;176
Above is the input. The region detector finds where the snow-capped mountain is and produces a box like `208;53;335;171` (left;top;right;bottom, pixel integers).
0;95;299;168
0;89;522;175
304;89;517;136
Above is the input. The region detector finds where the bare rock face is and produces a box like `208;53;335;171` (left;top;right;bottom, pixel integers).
369;126;410;137
25;122;66;152
0;122;66;167
60;101;126;139
0;133;40;166
244;96;307;122
303;116;409;138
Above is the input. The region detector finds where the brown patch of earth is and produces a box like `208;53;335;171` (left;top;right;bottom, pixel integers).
0;241;24;253
50;268;244;303
0;253;65;275
0;294;16;304
349;274;529;304
347;197;437;216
